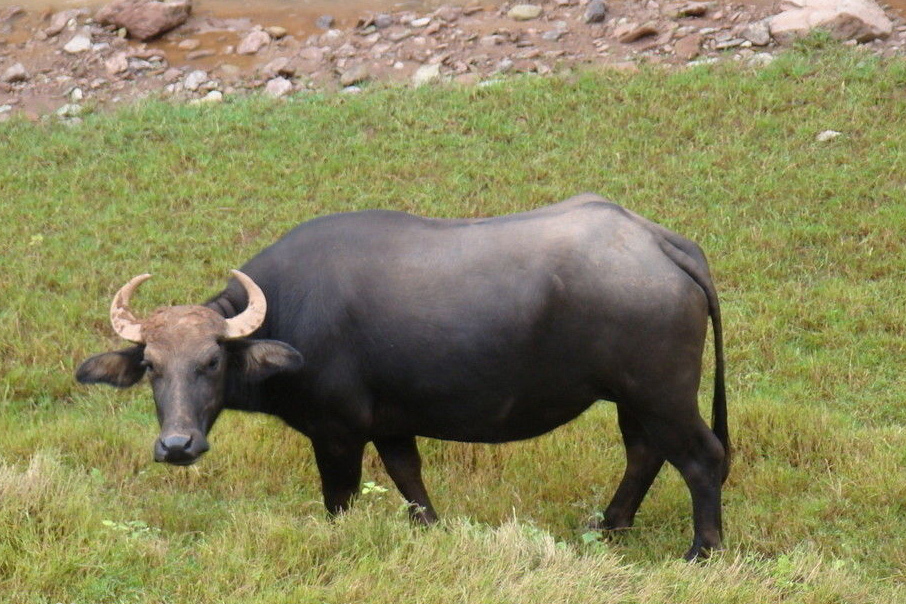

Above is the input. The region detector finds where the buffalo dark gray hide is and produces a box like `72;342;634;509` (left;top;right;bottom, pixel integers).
76;194;729;560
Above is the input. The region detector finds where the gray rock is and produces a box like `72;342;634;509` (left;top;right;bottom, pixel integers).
0;5;24;23
237;29;271;55
339;63;369;87
387;29;413;42
45;10;83;37
411;17;431;27
769;0;893;44
262;57;295;78
1;62;29;84
163;67;183;81
674;33;702;60
584;0;607;24
95;0;192;41
615;23;659;43
748;52;775;67
480;34;505;47
412;62;441;85
316;15;335;30
190;90;224;105
266;26;288;38
374;13;394;29
265;77;293;97
433;6;461;22
507;4;543;21
56;103;84;118
673;1;711;18
713;38;745;50
105;52;130;75
816;129;843;142
742;20;772;46
63;32;93;53
495;58;514;73
184;69;208;91
186;49;215;60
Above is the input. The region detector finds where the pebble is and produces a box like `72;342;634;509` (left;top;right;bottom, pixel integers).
742;21;772;46
816;130;843;142
1;62;30;84
340;63;370;87
265;77;294;97
480;34;505;47
190;90;224;105
713;38;745;50
584;0;607;24
374;13;394;29
63;32;92;54
412;62;441;85
616;23;659;43
184;70;209;91
508;5;543;21
411;17;431;28
434;6;461;22
187;50;216;60
748;52;775;67
237;30;271;55
163;68;183;82
673;2;710;18
674;33;702;60
178;39;201;50
56;103;83;118
316;15;335;30
45;10;81;37
266;26;288;38
262;57;294;78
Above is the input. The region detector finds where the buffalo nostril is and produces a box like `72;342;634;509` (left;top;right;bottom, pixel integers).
161;434;192;452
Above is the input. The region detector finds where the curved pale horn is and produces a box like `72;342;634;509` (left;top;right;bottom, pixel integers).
110;273;152;343
224;270;267;339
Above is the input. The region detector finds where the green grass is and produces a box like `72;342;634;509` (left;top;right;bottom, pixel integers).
2;43;905;602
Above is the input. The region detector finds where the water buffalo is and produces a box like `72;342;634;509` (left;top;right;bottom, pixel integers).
76;193;728;560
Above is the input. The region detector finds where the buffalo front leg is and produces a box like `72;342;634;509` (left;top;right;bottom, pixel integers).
374;436;438;525
597;404;666;532
312;435;367;518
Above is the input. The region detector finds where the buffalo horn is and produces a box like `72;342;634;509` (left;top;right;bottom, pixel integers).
223;270;267;339
109;273;152;343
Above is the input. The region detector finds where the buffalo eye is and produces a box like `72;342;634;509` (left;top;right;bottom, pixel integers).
198;356;220;374
140;359;156;375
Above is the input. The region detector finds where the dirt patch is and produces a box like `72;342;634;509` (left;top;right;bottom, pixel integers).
1;0;904;120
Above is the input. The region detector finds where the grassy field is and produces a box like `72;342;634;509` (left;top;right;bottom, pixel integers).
1;41;905;602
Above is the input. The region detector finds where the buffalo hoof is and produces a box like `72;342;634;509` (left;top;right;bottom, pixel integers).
683;543;723;562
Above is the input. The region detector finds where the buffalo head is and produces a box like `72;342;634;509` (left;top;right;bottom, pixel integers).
76;271;303;465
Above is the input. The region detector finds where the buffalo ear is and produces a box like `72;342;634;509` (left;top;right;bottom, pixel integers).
228;339;304;383
76;345;146;388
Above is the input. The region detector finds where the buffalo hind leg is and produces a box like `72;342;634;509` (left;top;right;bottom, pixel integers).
645;412;725;561
597;404;666;532
374;436;438;525
312;435;367;518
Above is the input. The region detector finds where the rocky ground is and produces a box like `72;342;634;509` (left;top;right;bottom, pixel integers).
1;0;905;120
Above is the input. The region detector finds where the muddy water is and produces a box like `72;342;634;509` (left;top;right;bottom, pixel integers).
2;0;903;28
0;0;471;72
0;0;460;34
